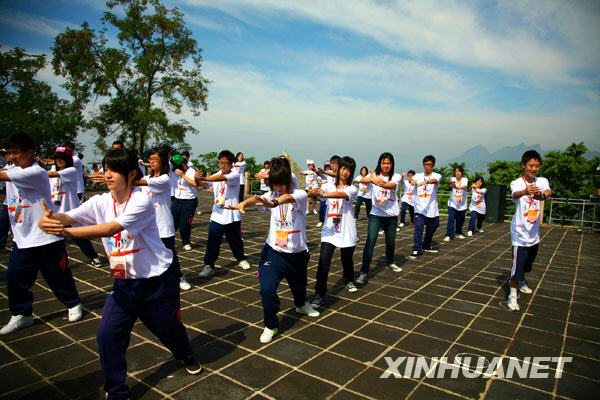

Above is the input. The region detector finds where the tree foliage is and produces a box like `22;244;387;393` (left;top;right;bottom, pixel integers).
0;47;83;155
52;0;210;154
540;142;599;199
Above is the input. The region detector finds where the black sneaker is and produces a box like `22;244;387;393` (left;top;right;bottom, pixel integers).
311;294;324;309
182;355;203;375
423;247;439;253
408;250;422;260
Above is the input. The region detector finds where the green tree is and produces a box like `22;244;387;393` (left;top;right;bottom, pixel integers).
541;142;599;199
191;152;218;174
52;0;210;154
486;160;522;186
0;47;83;154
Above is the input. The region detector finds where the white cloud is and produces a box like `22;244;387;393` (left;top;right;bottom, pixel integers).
0;7;75;37
179;0;598;86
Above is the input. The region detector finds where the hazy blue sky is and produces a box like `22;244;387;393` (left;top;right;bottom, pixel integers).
1;0;599;170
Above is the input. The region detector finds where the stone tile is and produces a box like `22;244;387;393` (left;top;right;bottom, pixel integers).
413;319;464;342
196;339;251;370
290;323;347;349
173;372;252;400
263;370;338;400
319;313;368;333
258;337;322;366
0;361;44;395
8;330;74;358
27;343;97;377
301;351;364;385
346;367;417;398
221;354;292;391
330;336;387;363
410;383;467;400
396;333;452;358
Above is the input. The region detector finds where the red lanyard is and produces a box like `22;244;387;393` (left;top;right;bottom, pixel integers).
112;192;132;218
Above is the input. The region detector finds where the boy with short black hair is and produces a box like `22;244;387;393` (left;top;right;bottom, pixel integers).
195;150;250;277
507;150;551;311
409;155;441;259
0;133;82;335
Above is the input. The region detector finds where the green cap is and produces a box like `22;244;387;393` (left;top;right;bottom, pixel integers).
172;154;184;166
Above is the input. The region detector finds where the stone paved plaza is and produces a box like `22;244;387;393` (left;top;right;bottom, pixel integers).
1;191;599;399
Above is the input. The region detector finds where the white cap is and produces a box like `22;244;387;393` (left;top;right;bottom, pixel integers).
306;159;314;165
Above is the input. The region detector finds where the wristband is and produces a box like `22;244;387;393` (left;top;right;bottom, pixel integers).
272;199;279;208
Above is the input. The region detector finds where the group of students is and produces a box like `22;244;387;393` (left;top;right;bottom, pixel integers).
0;133;551;399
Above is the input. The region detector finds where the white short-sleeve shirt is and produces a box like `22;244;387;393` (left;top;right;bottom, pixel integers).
67;189;173;278
400;179;415;206
510;177;551;247
6;163;63;248
353;175;372;199
50;167;81;213
303;170;319;189
261;189;308;253
448;177;469;211
370;173;402;217
142;174;175;238
321;183;358;248
412;172;441;218
233;161;246;177
469;188;487;214
174;167;198;200
72;155;85;194
208;171;242;225
259;168;269;191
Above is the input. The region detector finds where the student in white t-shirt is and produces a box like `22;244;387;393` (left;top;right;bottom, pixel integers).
309;156;359;308
399;170;416;227
134;146;191;291
315;157;340;227
468;176;487;236
356;152;403;284
234;152;247;203
227;156;319;344
0;159;10;251
37;148;202;397
194;150;250;277
301;159;319;215
170;154;198;251
409;155;442;259
353;166;372;220
507;150;552;312
255;160;271;195
48;147;102;267
0;134;82;335
444;166;469;242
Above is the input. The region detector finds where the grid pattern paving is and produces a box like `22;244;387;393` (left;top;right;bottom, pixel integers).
0;191;599;399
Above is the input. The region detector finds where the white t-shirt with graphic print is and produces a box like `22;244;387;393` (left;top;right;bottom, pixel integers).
510;177;551;247
67;188;173;278
260;189;308;253
413;172;442;218
320;183;358;248
448;177;469;211
370;173;402;217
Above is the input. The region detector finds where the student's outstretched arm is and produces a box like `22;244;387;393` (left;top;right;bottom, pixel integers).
308;187;349;200
175;169;197;187
38;200;125;239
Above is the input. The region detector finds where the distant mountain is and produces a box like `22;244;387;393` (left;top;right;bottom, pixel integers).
442;143;544;173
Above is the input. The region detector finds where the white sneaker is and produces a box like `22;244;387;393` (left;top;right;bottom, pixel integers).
198;265;214;277
387;264;402;272
313;209;318;215
91;257;102;267
457;234;466;239
0;315;34;335
316;222;323;227
183;244;192;251
507;295;520;311
518;281;533;294
399;223;405;228
467;231;473;237
196;210;202;215
179;277;192;291
378;230;384;235
68;304;83;322
238;260;251;270
346;282;358;292
260;326;278;343
296;301;320;317
477;228;484;233
443;236;451;242
355;272;368;285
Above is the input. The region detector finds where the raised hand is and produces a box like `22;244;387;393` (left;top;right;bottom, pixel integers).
194;167;204;180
